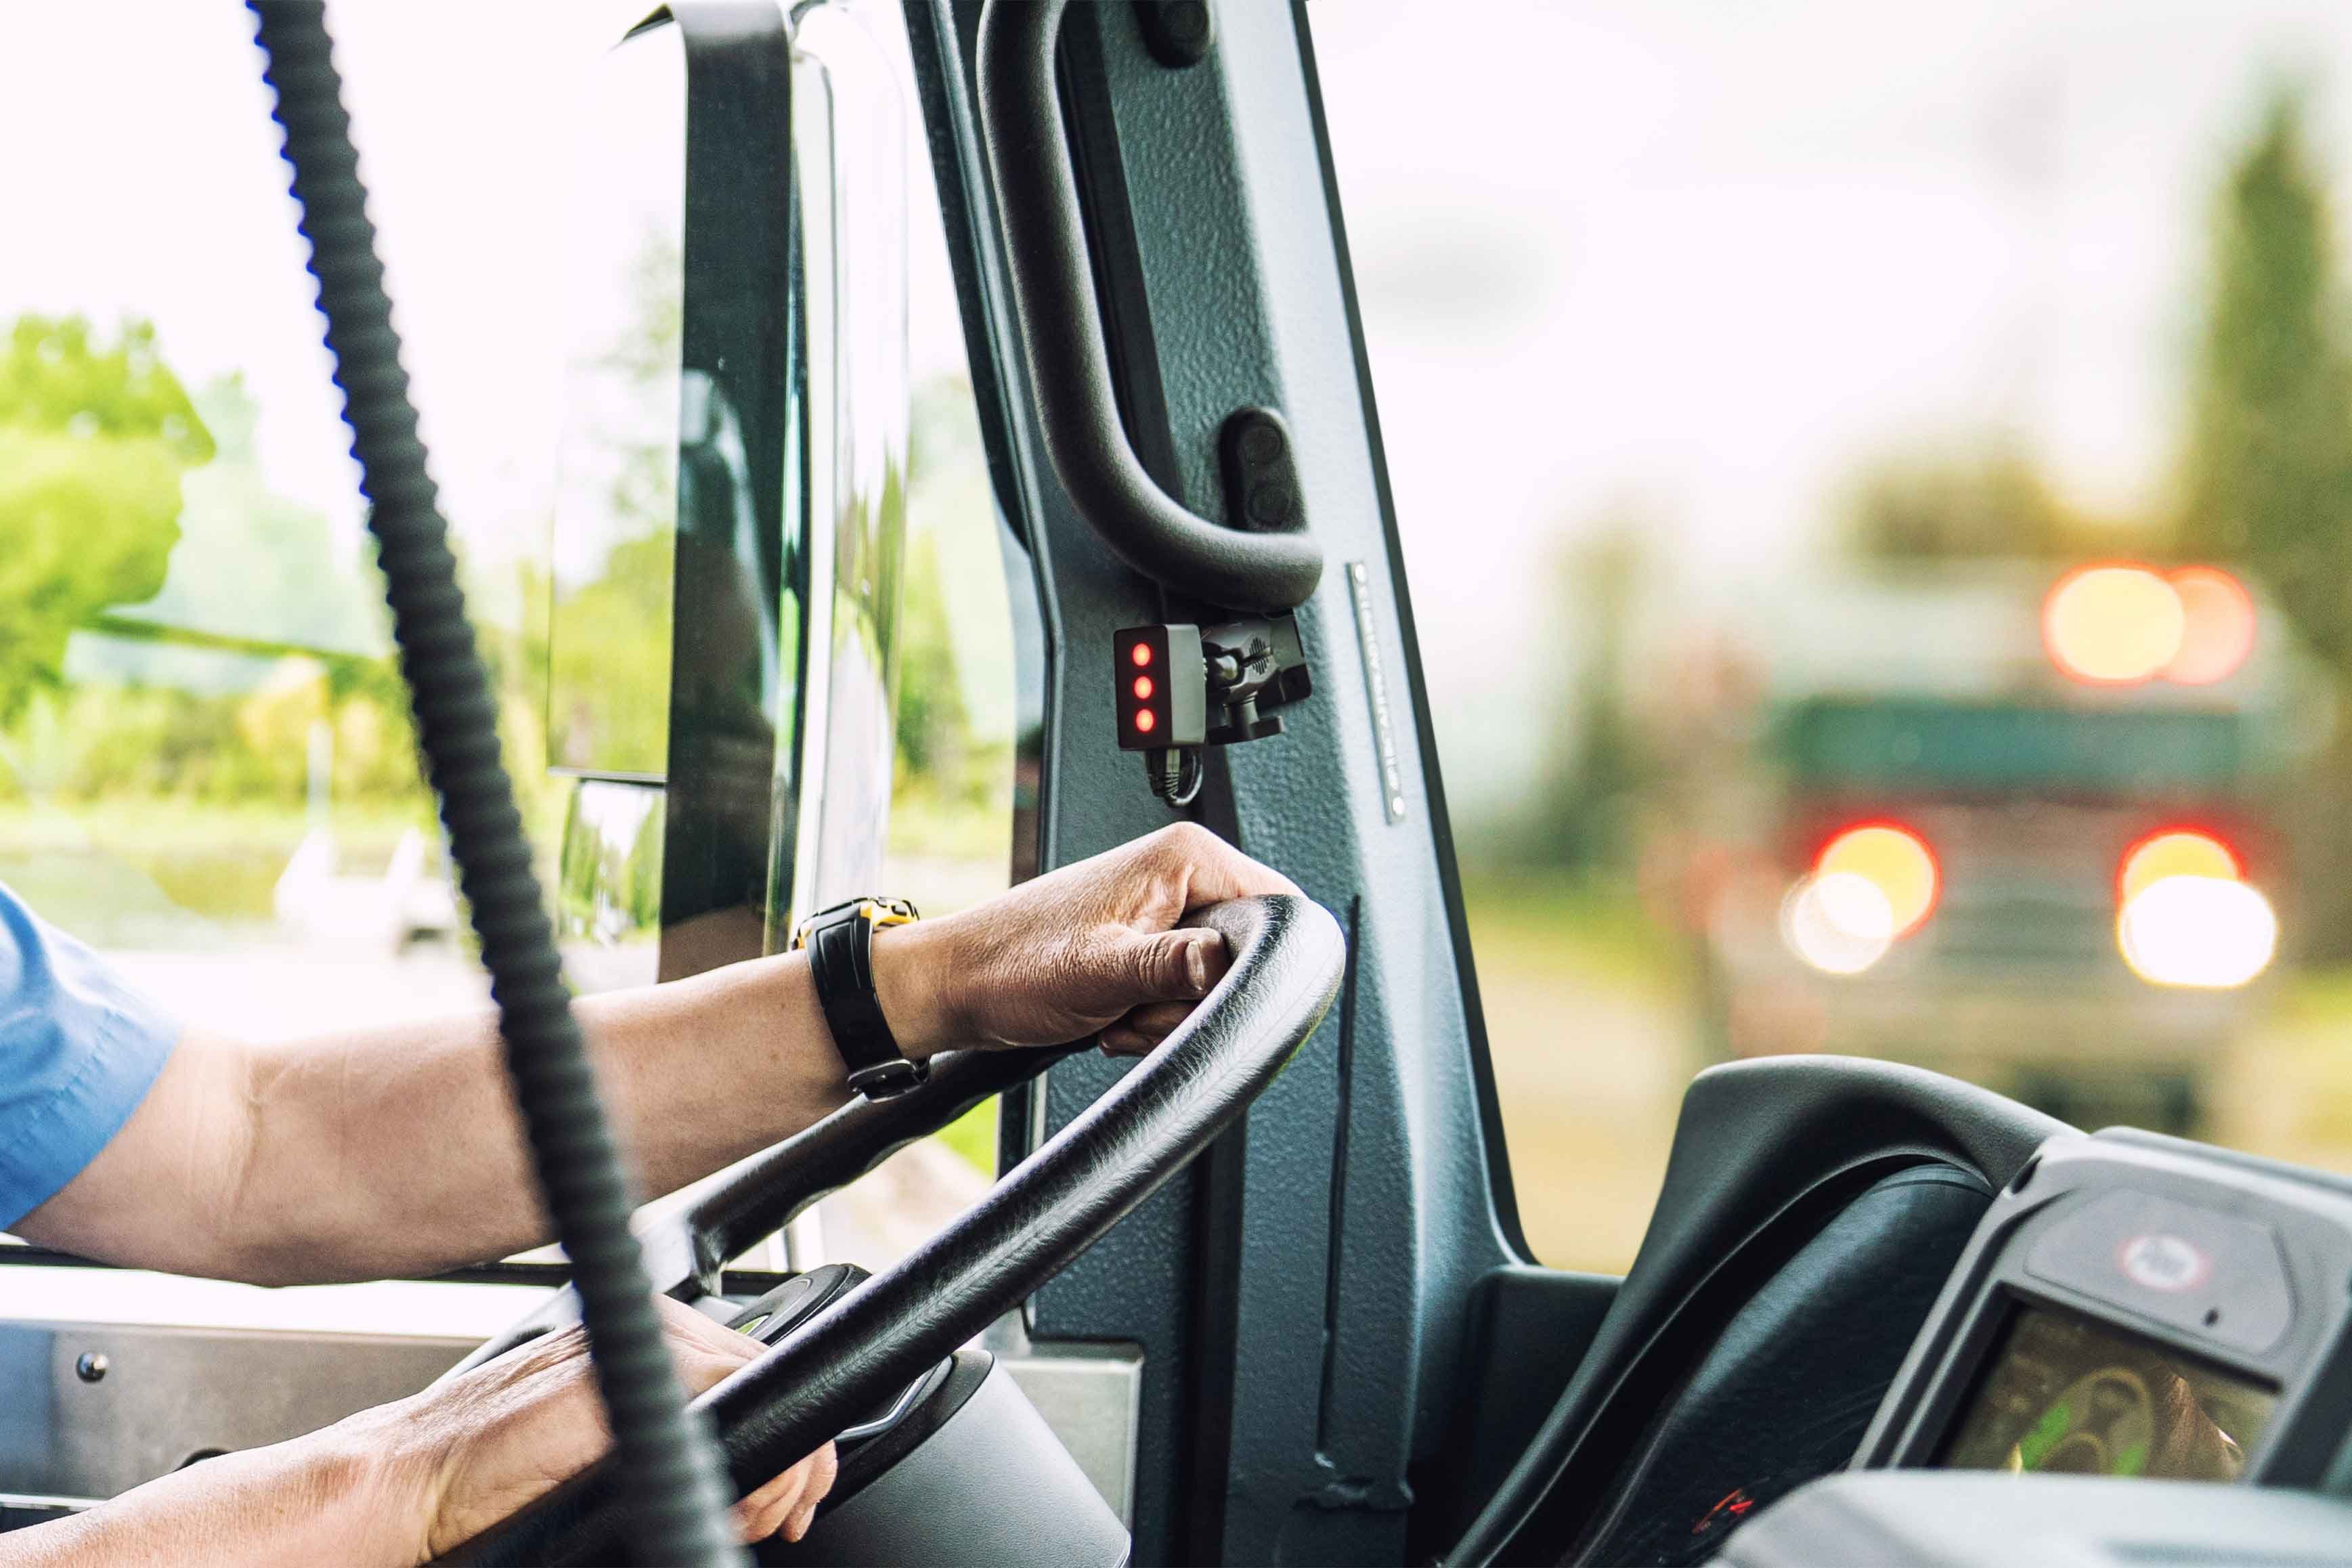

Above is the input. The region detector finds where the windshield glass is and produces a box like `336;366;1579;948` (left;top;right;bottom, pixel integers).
0;0;1017;1299
1317;1;2352;1270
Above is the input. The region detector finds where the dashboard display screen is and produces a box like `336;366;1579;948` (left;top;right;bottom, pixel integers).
1940;1303;2275;1481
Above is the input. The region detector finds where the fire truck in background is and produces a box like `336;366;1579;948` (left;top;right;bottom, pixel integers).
1694;559;2322;1131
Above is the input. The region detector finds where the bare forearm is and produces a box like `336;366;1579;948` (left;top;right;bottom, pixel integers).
0;1409;419;1568
222;945;873;1282
22;927;953;1284
22;824;1276;1286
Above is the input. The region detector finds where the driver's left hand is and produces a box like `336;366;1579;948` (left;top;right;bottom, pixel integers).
391;1296;836;1561
875;823;1303;1058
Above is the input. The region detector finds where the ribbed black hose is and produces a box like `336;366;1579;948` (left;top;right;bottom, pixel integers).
246;6;745;1564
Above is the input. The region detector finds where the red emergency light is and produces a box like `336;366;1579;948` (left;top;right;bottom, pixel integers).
1114;626;1206;750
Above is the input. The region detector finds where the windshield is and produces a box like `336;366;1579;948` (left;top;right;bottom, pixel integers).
1317;1;2352;1270
0;0;1018;1302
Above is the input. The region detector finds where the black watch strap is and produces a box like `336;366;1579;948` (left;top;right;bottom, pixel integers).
796;898;927;1099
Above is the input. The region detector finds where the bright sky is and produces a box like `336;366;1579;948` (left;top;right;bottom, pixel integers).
0;1;964;573
10;3;2352;812
1311;0;2352;808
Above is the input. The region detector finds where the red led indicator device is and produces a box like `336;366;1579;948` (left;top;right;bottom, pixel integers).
1114;624;1203;752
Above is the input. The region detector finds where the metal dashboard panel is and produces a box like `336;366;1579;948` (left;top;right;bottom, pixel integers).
0;1320;466;1499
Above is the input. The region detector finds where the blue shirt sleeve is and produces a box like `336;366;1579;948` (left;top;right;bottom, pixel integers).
0;882;181;1229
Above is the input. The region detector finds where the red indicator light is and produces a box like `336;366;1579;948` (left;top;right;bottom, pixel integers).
1692;1487;1756;1536
1133;675;1154;700
1130;642;1152;668
1134;707;1156;735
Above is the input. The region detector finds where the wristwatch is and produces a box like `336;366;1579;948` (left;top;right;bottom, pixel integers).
792;896;927;1099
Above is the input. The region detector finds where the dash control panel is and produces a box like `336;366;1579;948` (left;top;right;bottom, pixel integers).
1852;1130;2352;1489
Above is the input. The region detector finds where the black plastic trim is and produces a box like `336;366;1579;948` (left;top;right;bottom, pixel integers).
1056;6;1185;505
1445;1056;2067;1565
810;1349;992;1515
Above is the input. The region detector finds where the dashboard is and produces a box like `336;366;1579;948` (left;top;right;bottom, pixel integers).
1852;1129;2352;1489
1938;1300;2274;1480
1450;1060;2352;1568
1703;1127;2352;1567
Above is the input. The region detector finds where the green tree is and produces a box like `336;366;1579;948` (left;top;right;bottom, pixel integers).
2177;87;2352;666
546;530;674;774
894;529;969;779
1839;445;2089;563
2175;87;2352;959
1526;523;1651;873
135;375;386;657
544;231;681;778
0;315;212;723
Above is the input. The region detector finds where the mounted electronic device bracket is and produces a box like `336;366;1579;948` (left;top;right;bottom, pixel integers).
1112;404;1317;803
1114;613;1311;806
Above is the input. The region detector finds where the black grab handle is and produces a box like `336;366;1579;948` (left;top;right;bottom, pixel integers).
975;0;1324;612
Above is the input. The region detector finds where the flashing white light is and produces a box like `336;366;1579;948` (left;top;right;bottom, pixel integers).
2118;875;2278;989
1783;871;1896;976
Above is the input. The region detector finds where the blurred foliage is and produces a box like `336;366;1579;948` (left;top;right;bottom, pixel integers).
932;1097;997;1176
886;375;1019;874
1838;444;2112;563
1521;521;1654;874
0;315;213;455
0;316;212;725
1466;868;1687;997
17;662;420;808
2177;87;2352;961
0;800;429;938
542;532;673;774
2177;87;2352;672
0;316;560;871
896;529;970;779
144;377;389;655
547;231;678;777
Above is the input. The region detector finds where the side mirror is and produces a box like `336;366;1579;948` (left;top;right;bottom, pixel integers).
544;1;908;986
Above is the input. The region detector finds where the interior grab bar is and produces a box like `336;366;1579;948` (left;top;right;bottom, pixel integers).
975;0;1324;612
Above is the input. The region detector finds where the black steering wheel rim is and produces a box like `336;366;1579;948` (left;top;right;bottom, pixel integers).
437;893;1346;1565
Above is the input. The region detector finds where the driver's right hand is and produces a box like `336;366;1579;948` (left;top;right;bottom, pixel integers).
874;823;1305;1059
385;1295;836;1561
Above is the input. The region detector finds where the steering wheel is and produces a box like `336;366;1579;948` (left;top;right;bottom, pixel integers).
434;894;1345;1565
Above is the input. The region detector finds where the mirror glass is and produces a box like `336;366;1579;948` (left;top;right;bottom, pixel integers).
546;19;685;782
773;2;910;940
546;5;818;984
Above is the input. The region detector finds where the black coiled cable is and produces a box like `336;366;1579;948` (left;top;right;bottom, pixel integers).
246;5;744;1563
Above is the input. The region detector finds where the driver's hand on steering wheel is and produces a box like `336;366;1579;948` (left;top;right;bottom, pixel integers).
391;1296;836;1558
873;823;1303;1059
241;825;1288;1564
